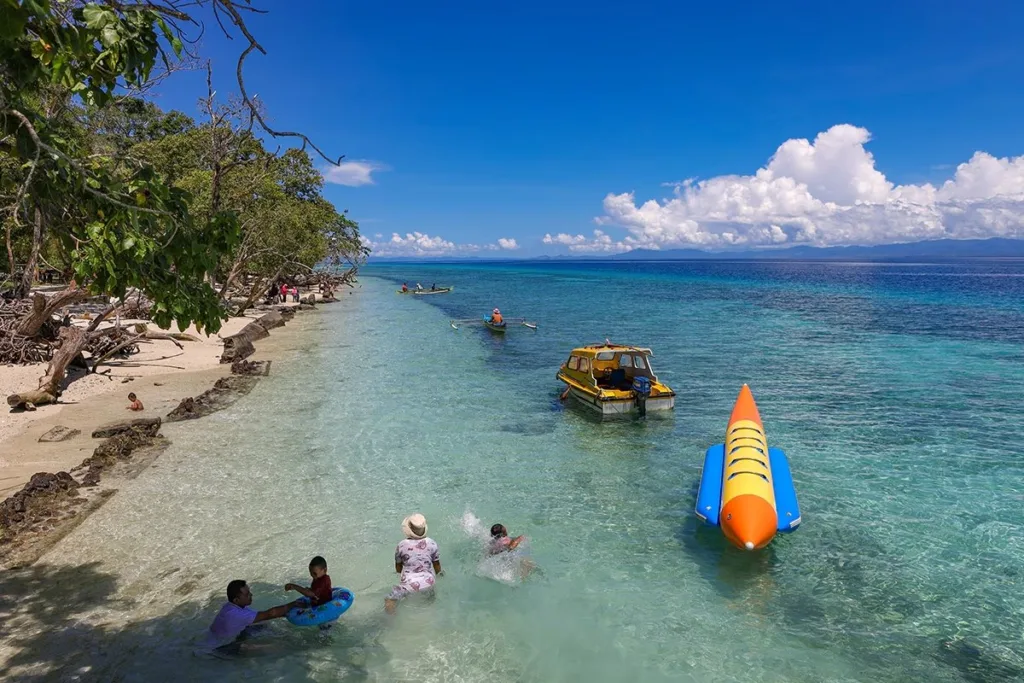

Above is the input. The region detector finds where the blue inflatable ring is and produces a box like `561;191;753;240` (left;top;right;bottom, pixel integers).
286;587;354;627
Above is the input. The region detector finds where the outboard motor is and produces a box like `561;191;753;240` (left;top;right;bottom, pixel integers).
632;376;652;417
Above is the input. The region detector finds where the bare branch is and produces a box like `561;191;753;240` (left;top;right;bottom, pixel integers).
212;0;343;165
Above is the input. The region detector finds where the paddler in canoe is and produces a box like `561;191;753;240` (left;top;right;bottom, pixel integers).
489;308;503;325
401;282;408;293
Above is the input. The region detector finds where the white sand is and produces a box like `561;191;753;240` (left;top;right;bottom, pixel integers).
0;300;317;497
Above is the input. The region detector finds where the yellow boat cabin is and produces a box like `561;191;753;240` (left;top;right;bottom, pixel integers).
556;343;675;416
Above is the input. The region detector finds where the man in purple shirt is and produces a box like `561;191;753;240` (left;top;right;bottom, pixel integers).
198;580;299;655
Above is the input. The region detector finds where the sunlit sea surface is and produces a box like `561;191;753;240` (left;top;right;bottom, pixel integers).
2;259;1024;682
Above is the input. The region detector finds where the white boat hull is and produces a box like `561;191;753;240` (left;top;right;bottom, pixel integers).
566;386;675;416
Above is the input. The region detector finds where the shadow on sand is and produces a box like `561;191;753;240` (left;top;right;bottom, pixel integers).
0;563;391;682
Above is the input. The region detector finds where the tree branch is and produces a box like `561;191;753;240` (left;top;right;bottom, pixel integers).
212;0;343;166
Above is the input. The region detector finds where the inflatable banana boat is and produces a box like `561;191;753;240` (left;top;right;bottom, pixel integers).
695;384;800;550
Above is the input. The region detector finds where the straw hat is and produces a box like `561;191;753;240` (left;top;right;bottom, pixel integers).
493;308;500;314
402;513;428;540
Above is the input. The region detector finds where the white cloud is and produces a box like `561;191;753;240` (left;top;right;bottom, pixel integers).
322;160;389;187
575;124;1024;252
364;232;516;257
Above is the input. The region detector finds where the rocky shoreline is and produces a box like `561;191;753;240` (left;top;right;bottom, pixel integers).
0;302;324;570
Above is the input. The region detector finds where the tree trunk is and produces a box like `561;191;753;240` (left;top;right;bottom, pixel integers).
234;267;282;316
15;285;89;337
4;218;14;285
15;205;43;299
6;326;88;408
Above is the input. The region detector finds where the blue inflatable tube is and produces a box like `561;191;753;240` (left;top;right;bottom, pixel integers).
695;443;725;526
286;587;354;627
768;447;801;532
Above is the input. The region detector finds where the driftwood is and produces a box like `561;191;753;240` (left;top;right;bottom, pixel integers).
15;286;89;337
132;323;200;344
219;310;286;363
89;333;144;371
6;326;89;409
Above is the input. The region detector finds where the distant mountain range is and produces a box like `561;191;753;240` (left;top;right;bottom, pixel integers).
603;238;1024;261
367;238;1024;262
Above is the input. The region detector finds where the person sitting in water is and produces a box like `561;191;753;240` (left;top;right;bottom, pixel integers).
401;282;409;292
199;580;300;655
285;555;332;606
489;308;503;325
126;392;143;411
385;513;442;614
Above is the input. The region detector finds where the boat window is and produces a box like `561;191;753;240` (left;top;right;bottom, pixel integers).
633;355;647;370
595;351;615;360
579;358;591;373
618;355;633;368
568;356;580;371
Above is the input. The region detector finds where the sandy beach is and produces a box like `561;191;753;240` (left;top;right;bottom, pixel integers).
0;293;329;558
0;312;269;498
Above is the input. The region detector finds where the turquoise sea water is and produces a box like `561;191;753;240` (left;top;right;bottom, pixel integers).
3;260;1024;682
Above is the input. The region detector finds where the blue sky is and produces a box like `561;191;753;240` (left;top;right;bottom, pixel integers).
154;1;1024;256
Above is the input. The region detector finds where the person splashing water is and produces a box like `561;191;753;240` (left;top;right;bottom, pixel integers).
461;512;536;583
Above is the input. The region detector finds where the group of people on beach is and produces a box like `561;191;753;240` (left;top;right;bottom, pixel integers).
200;514;530;655
266;282;301;304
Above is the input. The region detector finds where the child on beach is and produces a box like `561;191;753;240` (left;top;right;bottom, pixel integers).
126;392;143;411
285;555;333;607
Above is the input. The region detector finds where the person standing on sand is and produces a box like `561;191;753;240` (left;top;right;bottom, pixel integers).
385;513;442;614
197;580;300;656
280;282;289;303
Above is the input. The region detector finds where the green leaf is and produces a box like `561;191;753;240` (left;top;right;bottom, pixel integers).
101;26;118;47
82;5;106;29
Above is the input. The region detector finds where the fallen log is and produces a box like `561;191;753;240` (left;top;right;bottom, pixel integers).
219;311;286;363
15;286;90;337
6;326;89;409
132;323;200;344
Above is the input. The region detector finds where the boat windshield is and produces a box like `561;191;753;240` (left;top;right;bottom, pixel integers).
592;352;655;390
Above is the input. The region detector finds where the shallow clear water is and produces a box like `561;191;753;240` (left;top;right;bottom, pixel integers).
3;260;1024;682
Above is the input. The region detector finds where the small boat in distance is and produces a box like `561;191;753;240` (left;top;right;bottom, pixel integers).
556;342;675;417
397;286;454;295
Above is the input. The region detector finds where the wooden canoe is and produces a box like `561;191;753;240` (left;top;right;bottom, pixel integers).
396;287;454;295
483;319;507;333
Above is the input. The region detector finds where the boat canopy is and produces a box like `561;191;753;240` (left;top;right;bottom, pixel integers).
560;343;663;391
568;343;654;359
